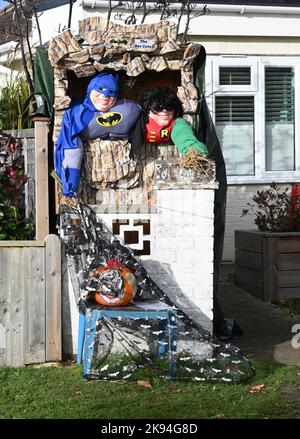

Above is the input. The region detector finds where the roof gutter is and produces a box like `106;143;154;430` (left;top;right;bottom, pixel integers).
78;1;300;16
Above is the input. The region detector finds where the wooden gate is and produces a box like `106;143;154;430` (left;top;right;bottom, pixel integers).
0;234;61;366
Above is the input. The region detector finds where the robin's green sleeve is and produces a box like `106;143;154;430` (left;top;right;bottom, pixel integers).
171;117;208;156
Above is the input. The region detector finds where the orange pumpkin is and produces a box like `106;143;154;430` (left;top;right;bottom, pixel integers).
92;263;137;307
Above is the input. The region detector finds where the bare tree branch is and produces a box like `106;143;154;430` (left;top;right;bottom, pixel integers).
157;0;170;21
181;0;192;44
176;0;185;38
107;0;123;28
6;0;34;95
33;8;43;46
68;0;74;29
19;0;34;77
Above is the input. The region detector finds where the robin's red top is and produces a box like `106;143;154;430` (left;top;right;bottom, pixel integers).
145;118;176;143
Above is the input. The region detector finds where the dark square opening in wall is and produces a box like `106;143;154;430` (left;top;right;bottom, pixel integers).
124;230;139;245
119;70;181;101
66;70;181;101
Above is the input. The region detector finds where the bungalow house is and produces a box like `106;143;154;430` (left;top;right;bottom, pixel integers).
1;0;300;262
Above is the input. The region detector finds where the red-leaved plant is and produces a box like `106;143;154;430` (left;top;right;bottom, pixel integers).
0;130;35;240
241;182;300;232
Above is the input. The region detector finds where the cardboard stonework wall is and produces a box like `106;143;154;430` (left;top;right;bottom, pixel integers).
48;18;211;208
48;18;218;347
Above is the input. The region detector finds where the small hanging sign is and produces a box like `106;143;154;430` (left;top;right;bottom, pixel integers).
134;39;154;49
106;38;129;48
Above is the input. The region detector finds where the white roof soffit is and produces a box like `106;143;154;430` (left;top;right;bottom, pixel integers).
0;41;18;55
0;64;18;75
78;1;300;16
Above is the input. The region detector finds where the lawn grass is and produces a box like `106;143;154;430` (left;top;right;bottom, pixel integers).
0;361;299;419
276;298;300;317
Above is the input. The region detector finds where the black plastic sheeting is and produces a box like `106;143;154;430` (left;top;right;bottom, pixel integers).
61;201;255;382
193;48;228;334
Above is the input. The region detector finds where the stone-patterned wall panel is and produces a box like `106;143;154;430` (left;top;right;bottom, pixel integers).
181;44;201;71
126;57;145;77
160;38;180;55
78;17;177;54
141;144;157;206
48;29;81;66
181;71;194;86
53;69;69;143
89;44;105;62
93;61;106;72
74;63;97;77
166;60;181;70
82;139;139;189
145;57;168;72
78;16;109;46
63;49;90;66
177;84;199;113
54;96;71;112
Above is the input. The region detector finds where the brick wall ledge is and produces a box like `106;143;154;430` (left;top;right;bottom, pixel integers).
157;181;218;190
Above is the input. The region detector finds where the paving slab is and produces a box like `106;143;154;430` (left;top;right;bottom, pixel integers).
218;264;300;365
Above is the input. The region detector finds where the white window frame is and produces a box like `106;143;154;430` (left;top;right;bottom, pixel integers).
206;55;300;185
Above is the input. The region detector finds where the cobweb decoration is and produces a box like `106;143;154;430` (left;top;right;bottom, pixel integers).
60;201;255;382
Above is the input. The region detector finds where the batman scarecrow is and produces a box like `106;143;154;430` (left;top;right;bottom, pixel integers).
55;72;141;197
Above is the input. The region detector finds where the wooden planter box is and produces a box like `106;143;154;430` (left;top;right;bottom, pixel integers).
235;230;300;302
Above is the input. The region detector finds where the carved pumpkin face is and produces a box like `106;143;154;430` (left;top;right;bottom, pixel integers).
92;262;137;307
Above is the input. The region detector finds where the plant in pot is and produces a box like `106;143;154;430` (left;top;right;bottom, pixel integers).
242;181;300;233
235;182;300;303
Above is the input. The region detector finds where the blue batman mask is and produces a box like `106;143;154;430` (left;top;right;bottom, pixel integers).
84;73;119;110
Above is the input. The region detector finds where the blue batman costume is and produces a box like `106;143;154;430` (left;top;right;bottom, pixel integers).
55;73;141;197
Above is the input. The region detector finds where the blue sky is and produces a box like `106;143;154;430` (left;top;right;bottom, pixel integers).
0;1;8;10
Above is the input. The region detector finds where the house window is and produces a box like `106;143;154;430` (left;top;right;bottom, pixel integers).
206;56;300;183
265;67;295;171
219;67;251;85
215;96;254;175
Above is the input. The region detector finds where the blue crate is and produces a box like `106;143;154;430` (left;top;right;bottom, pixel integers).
77;303;178;379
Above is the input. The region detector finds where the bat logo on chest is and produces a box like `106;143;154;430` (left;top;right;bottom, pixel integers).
96;112;123;127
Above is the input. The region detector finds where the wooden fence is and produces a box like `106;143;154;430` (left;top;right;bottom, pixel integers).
0;235;61;366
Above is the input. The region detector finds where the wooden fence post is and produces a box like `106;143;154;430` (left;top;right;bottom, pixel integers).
45;234;62;361
34;118;50;240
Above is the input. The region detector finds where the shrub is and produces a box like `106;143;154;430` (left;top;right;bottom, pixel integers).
241;182;300;232
0;75;32;130
0;130;35;240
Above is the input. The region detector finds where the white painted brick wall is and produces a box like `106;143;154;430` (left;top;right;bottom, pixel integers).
62;187;215;355
97;189;215;333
